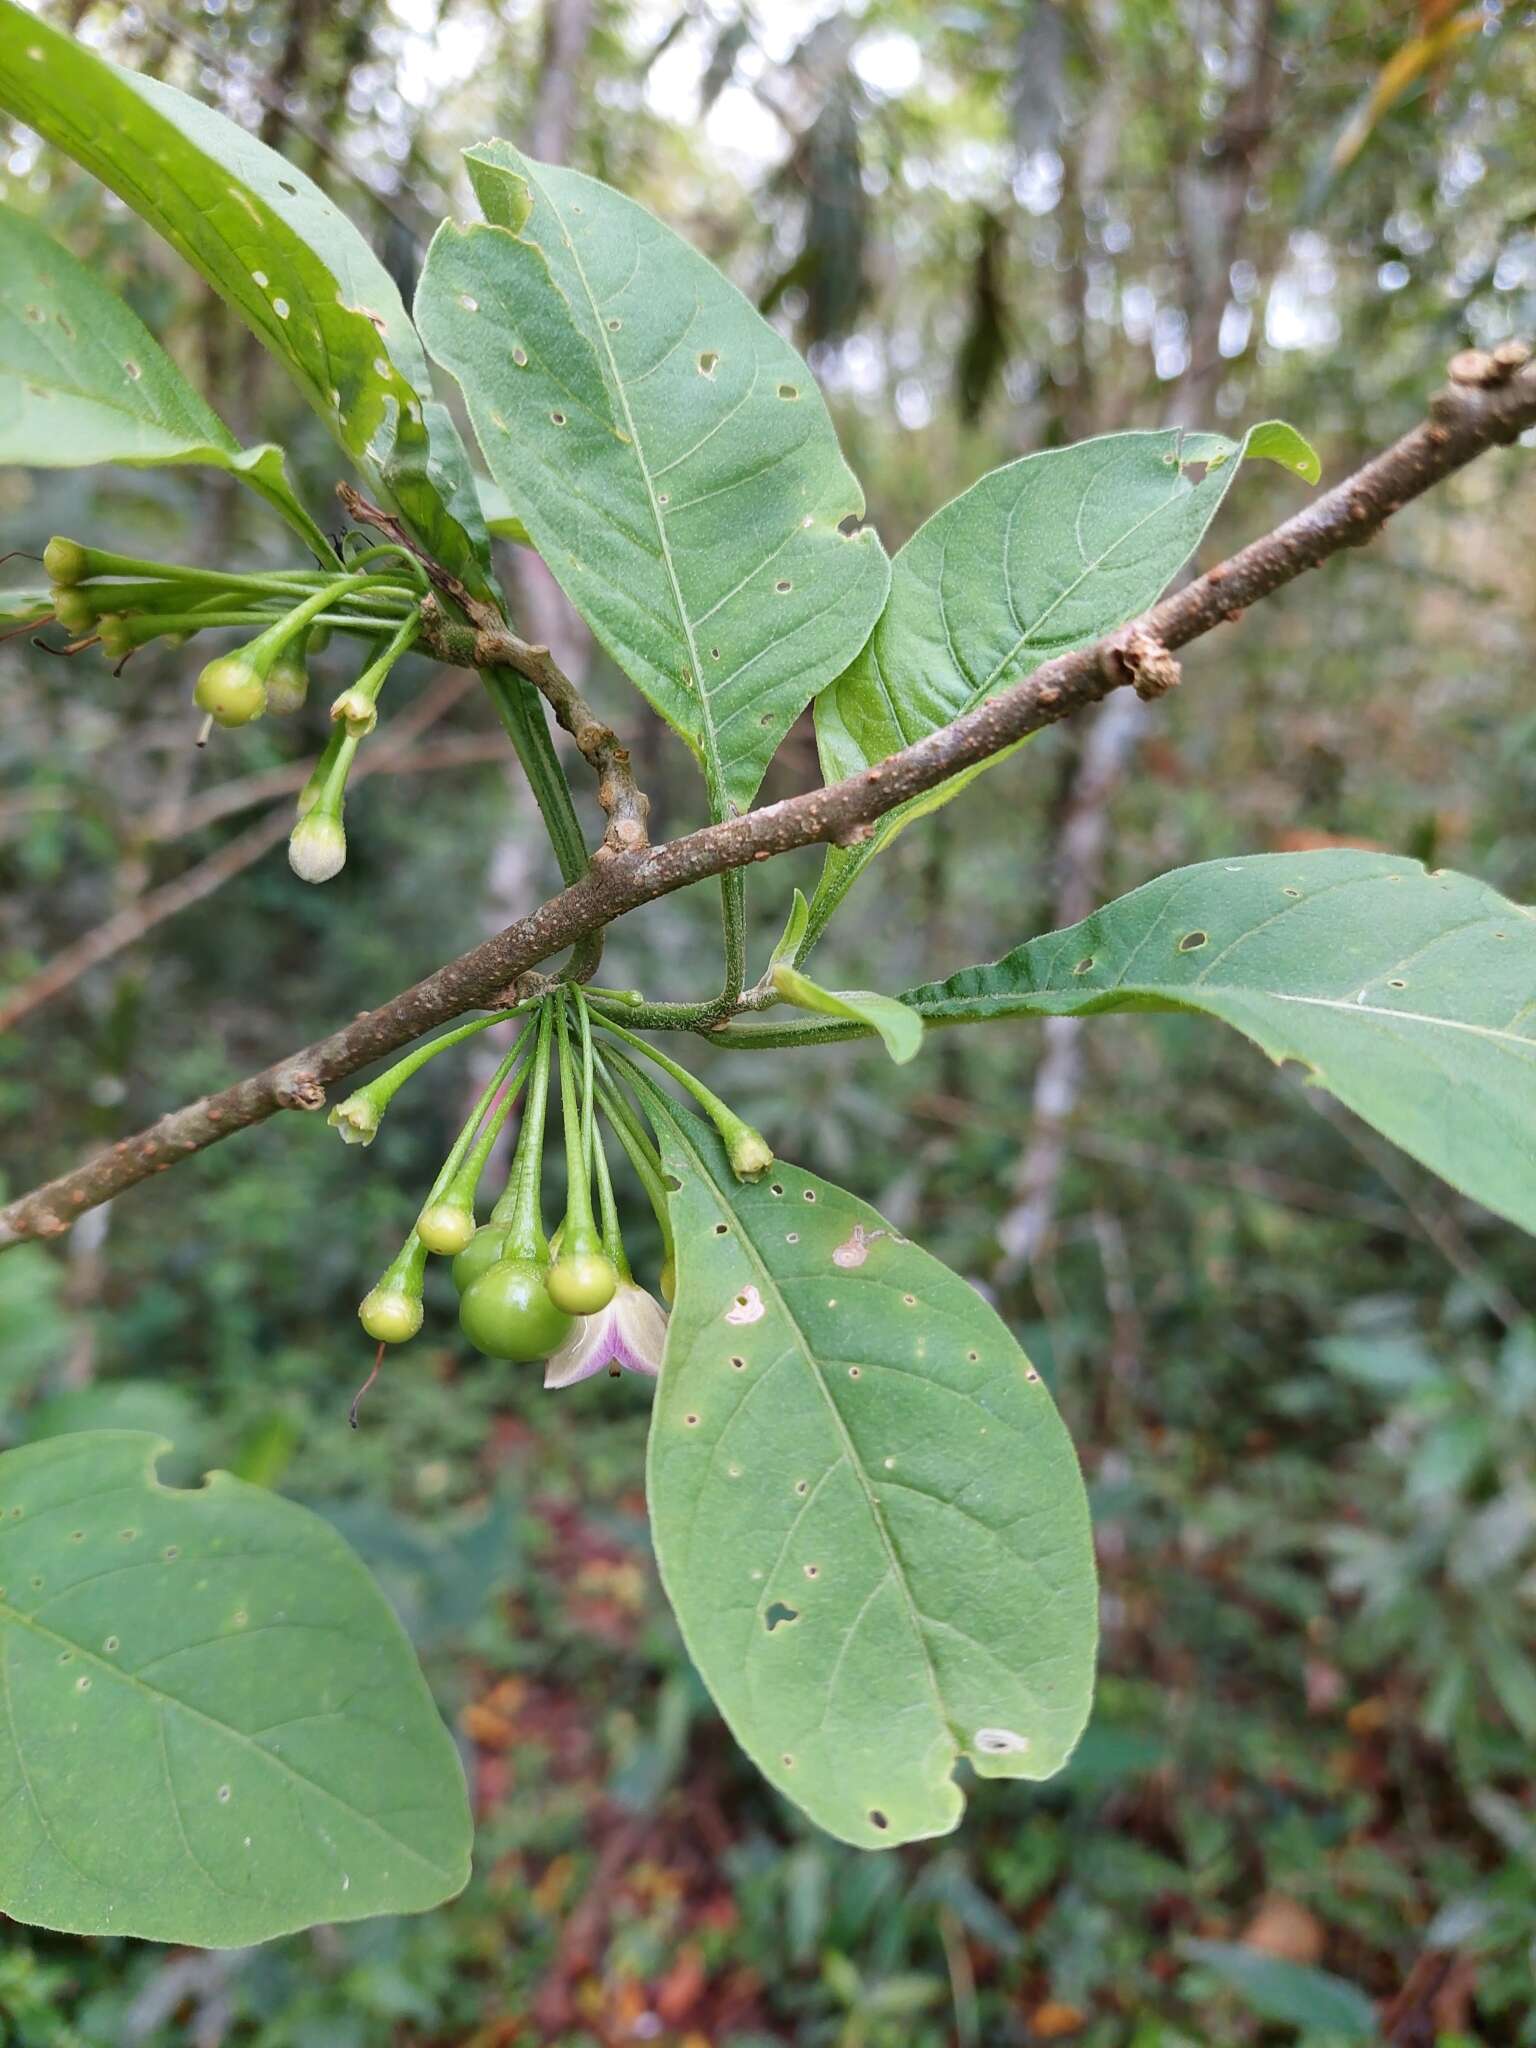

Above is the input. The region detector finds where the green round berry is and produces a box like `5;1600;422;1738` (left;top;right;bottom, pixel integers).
42;538;89;586
418;1200;476;1257
459;1256;573;1362
194;655;267;727
452;1224;509;1295
546;1250;619;1316
358;1284;423;1345
265;654;310;715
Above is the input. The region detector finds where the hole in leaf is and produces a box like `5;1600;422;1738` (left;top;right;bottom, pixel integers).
512;346;528;367
550;411;567;426
869;1809;889;1831
1388;977;1407;989
804;1563;820;1578
1283;886;1302;898
713;1222;728;1235
697;350;719;376
1178;930;1208;952
778;382;800;400
278;179;297;195
1181;459;1210;484
775;580;792;594
764;1602;799;1631
684;1412;700;1427
730;1355;746;1370
803;1190;817;1203
782;1753;795;1767
607;317;621;331
710;647;721;660
457;292;479;312
770;1183;784;1196
837;513;863;538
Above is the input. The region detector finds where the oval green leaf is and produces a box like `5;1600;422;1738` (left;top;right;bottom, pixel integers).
417;140;891;814
771;962;924;1064
0;4;487;589
646;1101;1097;1849
906;850;1536;1234
0;1432;471;1946
0;203;327;558
805;421;1315;949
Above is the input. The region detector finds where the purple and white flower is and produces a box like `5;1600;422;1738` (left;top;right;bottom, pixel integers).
543;1279;668;1389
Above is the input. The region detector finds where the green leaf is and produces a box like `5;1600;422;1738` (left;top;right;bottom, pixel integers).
0;1432;470;1946
0;203;328;558
416;140;891;814
0;587;50;625
767;888;812;975
473;473;532;545
0;4;487;589
1237;418;1321;484
904;851;1536;1236
1179;1941;1377;2038
645;1102;1097;1849
805;421;1313;949
771;962;924;1064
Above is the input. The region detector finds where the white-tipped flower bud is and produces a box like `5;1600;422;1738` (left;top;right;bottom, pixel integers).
265;654;310;716
327;1094;381;1145
330;687;377;738
727;1126;774;1181
288;809;347;884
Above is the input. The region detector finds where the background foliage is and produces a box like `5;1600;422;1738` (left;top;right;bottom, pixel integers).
2;0;1535;2040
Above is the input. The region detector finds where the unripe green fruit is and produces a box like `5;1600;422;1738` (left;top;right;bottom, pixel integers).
265;654;310;715
459;1256;573;1362
547;1250;619;1316
418;1200;476;1256
452;1224;509;1294
51;587;95;634
659;1257;676;1305
194;655;267;727
359;1284;423;1345
43;537;89;586
307;623;332;655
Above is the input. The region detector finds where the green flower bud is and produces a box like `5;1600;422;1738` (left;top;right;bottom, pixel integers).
95;614;135;661
194;654;267;727
288;809;347;884
42;537;89;587
418;1199;477;1257
50;587;95;634
265;653;310;716
546;1250;619;1317
358;1283;424;1345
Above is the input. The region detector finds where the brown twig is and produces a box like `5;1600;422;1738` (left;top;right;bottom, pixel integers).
338;484;650;854
2;349;1532;1248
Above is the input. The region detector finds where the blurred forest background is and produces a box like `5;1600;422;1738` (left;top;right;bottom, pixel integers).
4;1;1536;2042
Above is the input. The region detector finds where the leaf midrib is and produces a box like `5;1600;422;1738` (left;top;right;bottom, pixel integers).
0;1594;457;1885
662;1111;955;1748
534;175;727;812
